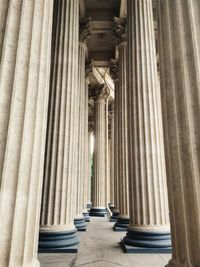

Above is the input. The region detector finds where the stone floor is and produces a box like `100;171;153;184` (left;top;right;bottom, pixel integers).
39;217;171;267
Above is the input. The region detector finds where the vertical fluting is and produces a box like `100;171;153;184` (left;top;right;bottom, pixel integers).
39;0;79;246
0;0;53;266
123;0;170;247
105;99;110;206
109;105;115;206
114;80;120;213
109;62;120;215
87;128;93;206
117;41;130;219
93;98;106;207
83;81;89;210
158;0;200;265
75;42;87;219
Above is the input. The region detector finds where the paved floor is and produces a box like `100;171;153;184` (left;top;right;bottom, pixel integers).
39;217;171;267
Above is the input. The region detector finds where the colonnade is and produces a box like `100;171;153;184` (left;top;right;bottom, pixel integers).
0;0;199;266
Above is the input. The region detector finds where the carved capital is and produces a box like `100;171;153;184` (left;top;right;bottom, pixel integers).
109;59;119;81
112;17;127;46
94;84;110;102
80;18;91;44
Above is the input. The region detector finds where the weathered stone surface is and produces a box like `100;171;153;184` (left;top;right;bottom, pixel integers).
91;87;110;210
0;0;53;266
123;0;170;248
158;0;200;266
39;0;79;252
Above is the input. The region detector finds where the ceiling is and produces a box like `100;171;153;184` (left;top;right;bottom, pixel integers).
80;0;122;67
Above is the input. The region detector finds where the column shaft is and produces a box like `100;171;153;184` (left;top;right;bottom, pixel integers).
158;0;200;266
93;98;106;207
90;90;108;216
122;0;170;251
109;108;115;208
114;81;120;213
74;42;87;231
39;0;79;252
105;99;110;206
0;0;53;266
109;63;120;221
114;41;130;231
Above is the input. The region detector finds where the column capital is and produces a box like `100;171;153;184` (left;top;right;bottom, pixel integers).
109;59;119;81
94;85;110;102
112;17;127;46
79;17;91;44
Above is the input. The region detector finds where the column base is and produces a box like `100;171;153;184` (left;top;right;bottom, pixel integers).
83;211;90;222
121;227;172;253
89;207;107;217
113;216;130;231
110;209;119;222
38;228;79;253
74;217;87;231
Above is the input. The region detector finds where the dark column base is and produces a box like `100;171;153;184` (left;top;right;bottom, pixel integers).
121;227;172;253
38;228;79;253
89;207;107;217
83;211;90;222
110;210;119;222
74;217;87;231
113;216;130;232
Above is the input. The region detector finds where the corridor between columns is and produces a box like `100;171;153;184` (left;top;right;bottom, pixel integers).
0;0;200;267
39;217;171;267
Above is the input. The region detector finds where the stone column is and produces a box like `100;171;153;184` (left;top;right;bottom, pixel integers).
74;19;91;231
87;123;94;209
122;0;171;252
82;80;90;222
90;86;109;217
158;1;200;266
105;98;110;206
0;0;53;266
109;103;115;211
109;62;120;222
39;0;79;253
112;18;130;231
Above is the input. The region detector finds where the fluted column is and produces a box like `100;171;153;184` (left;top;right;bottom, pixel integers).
90;86;109;217
74;19;91;231
74;41;87;231
109;62;120;222
0;0;53;266
122;0;171;252
39;0;79;252
105;98;110;206
158;1;200;266
82;80;90;221
112;18;130;231
87;123;94;209
109;104;115;210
